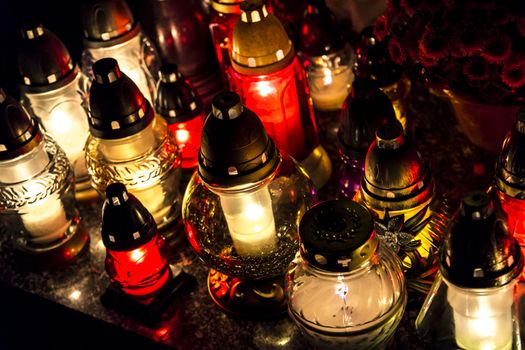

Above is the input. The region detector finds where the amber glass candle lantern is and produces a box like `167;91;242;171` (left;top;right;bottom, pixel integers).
287;199;407;349
228;0;332;189
496;108;525;267
336;77;396;199
155;64;204;171
85;58;182;234
356;121;448;293
182;91;315;316
416;191;523;350
139;0;226;109
0;89;88;267
297;0;355;112
81;0;160;105
17;23;92;199
208;0;243;71
355;28;410;130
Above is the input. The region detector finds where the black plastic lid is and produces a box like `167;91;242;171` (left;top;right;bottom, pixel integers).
89;58;154;139
0;88;42;161
198;91;279;187
18;23;77;93
440;191;523;288
297;0;343;57
155;64;202;124
82;0;139;48
496;107;525;198
299;199;378;272
101;183;158;251
338;77;397;157
355;27;403;87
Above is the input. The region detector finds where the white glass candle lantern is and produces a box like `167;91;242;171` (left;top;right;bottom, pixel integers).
85;58;182;234
182;91;316;316
286;199;406;349
416;191;523;350
0;89;88;267
81;0;160;105
17;24;92;198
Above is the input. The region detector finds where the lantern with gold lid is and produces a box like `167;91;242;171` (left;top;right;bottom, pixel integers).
355;121;449;293
227;0;332;189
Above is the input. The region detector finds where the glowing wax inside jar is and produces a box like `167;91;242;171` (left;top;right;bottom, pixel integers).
168;115;203;170
0;142;71;245
447;283;514;350
308;66;353;111
219;185;277;257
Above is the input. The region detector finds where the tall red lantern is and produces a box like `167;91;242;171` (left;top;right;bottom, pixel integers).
155;64;205;171
228;0;332;188
209;0;243;71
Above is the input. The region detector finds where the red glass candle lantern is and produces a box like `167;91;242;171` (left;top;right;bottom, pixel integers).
496;109;525;268
155;64;204;170
228;0;332;188
209;0;243;71
102;182;171;298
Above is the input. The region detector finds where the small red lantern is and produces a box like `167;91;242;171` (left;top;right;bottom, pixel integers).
209;0;243;71
228;0;332;188
102;182;171;298
155;64;205;170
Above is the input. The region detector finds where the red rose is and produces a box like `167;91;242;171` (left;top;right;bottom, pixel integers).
419;29;449;60
463;57;490;81
374;16;390;42
388;37;407;65
502;56;525;89
481;32;512;63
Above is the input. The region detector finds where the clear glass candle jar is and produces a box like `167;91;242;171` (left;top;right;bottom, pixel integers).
0;91;88;267
81;0;160;104
85;58;182;232
17;24;91;196
287;199;406;349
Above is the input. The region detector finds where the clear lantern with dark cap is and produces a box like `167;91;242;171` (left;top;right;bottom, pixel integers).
0;89;88;267
286;199;406;349
102;183;171;298
139;0;226;109
182;91;315;316
227;0;332;189
416;191;523;350
17;23;92;199
336;77;397;199
355;121;449;293
355;28;411;130
296;0;355;111
85;58;182;234
208;0;243;71
81;0;160;104
496;107;525;279
155;64;204;171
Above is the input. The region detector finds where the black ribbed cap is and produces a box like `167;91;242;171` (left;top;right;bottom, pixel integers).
441;191;523;288
82;0;139;48
0;88;42;161
355;27;403;87
297;0;343;57
299;199;378;272
496;107;525;199
18;23;77;93
89;58;154;139
101;183;157;251
338;77;397;157
198;91;279;186
155;64;202;124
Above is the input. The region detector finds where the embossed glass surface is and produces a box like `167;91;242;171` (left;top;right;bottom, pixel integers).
286;245;406;349
82;33;160;105
85;116;181;230
182;154;315;280
21;71;90;184
0;135;80;253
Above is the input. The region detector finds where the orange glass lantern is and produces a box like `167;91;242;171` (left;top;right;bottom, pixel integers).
155;64;204;171
228;0;331;189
